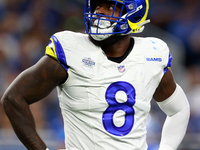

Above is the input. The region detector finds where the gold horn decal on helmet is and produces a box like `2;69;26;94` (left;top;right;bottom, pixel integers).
127;0;149;33
115;0;124;3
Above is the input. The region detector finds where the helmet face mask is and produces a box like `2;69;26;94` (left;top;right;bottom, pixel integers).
84;0;150;41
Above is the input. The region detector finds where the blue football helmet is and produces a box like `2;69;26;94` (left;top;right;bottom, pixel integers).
84;0;150;41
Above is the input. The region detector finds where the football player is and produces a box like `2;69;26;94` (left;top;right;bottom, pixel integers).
1;0;190;150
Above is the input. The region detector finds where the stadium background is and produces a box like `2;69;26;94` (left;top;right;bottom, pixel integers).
0;0;200;149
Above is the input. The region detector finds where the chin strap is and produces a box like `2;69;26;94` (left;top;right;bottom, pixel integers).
90;18;150;41
90;27;113;41
90;19;116;41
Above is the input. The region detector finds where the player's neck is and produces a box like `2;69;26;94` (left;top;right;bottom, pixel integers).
107;38;134;63
102;35;131;58
89;34;132;58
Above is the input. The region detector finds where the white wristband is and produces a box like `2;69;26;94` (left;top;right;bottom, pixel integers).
46;148;50;150
159;144;175;150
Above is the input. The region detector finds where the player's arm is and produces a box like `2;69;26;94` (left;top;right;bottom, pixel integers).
153;68;190;150
1;55;68;150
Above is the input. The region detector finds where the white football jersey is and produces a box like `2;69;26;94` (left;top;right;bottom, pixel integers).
45;31;172;150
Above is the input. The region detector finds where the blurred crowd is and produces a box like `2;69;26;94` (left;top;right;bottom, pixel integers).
0;0;200;149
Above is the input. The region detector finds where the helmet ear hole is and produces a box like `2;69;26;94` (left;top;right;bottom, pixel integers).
134;16;142;22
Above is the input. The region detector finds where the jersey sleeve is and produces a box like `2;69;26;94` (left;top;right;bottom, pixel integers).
148;37;173;74
163;51;173;74
45;35;69;71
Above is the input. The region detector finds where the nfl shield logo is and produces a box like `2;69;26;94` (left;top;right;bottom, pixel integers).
118;65;125;73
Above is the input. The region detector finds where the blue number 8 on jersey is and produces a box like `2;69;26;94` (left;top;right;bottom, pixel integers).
102;81;136;136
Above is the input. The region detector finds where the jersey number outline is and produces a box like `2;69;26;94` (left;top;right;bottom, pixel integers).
102;81;136;136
